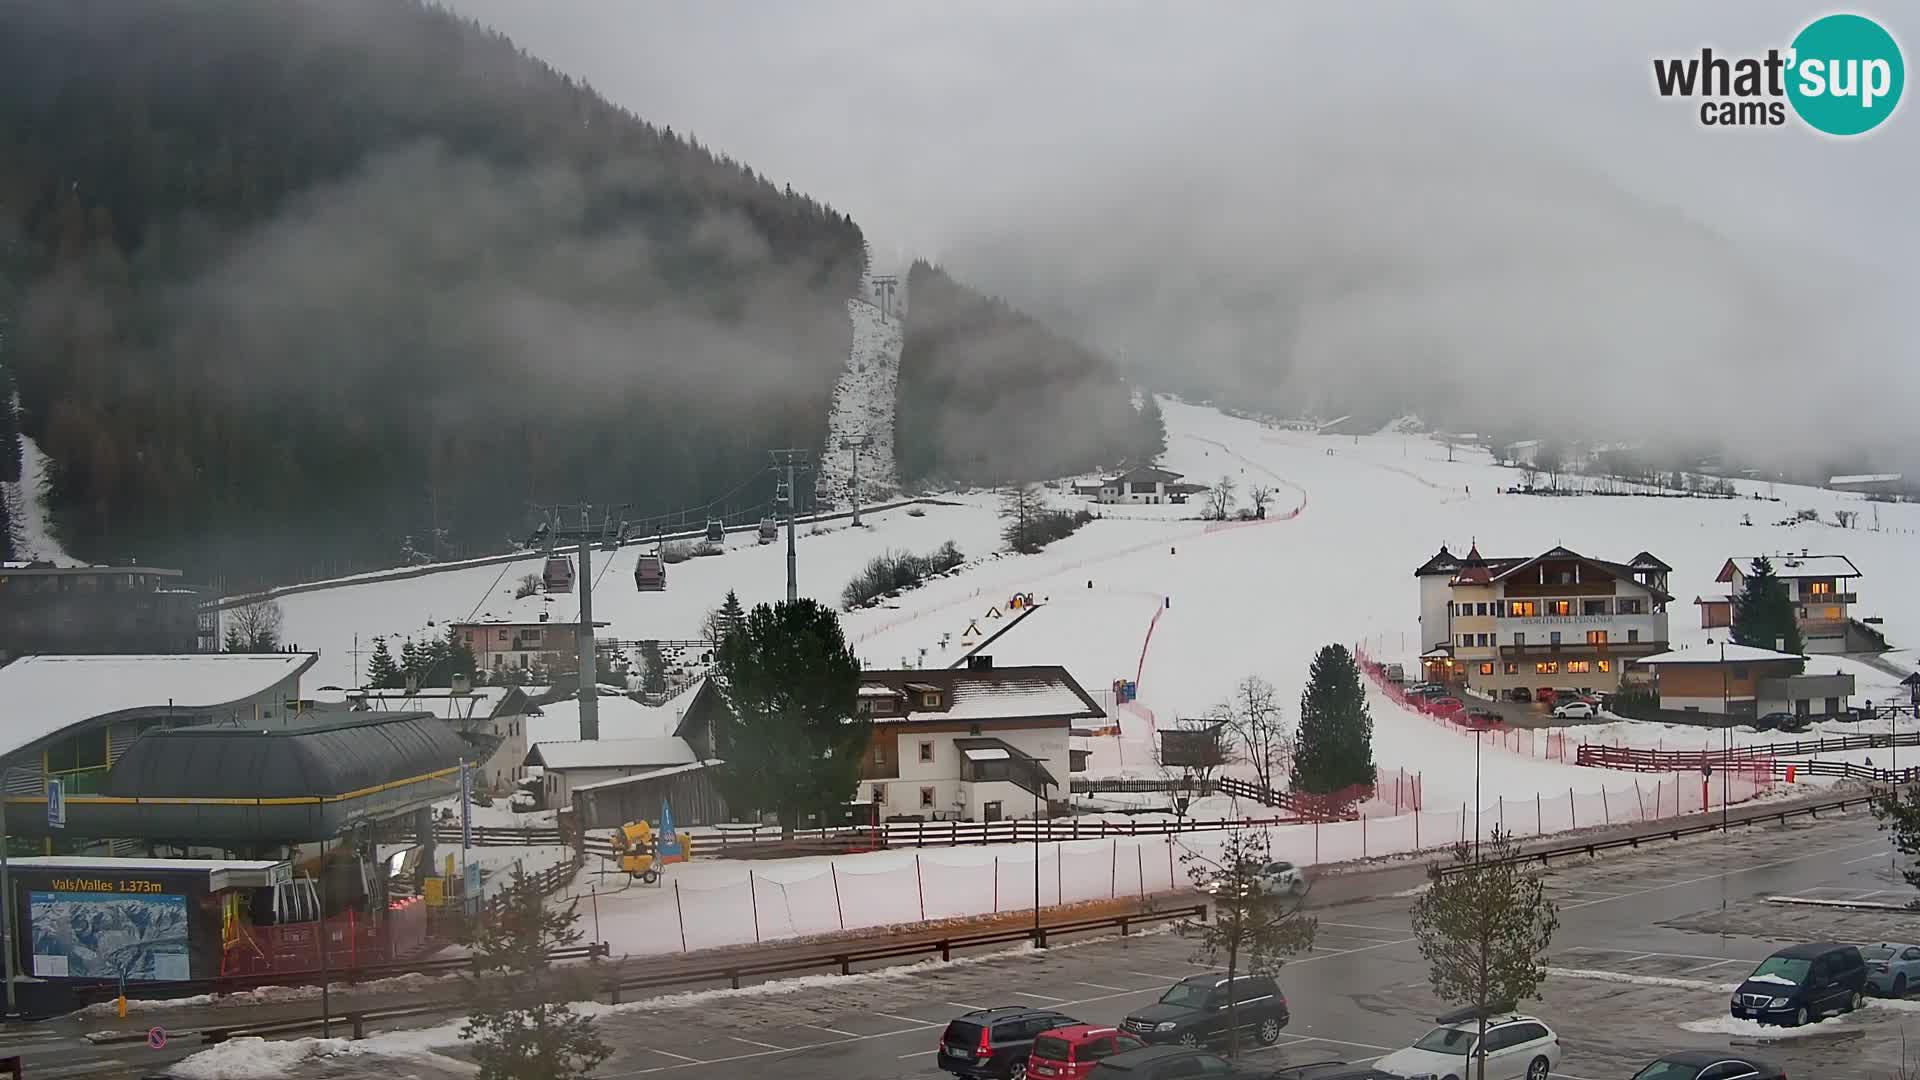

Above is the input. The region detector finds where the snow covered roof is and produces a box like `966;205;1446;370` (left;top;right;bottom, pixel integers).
962;746;1011;761
1829;473;1902;485
525;694;680;745
858;684;902;697
1717;554;1861;581
0;653;316;757
570;759;717;793
4;856;291;890
859;665;1104;725
1635;644;1807;666
524;736;696;771
1112;465;1184;484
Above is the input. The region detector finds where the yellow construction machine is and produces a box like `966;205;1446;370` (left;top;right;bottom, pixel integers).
609;819;692;884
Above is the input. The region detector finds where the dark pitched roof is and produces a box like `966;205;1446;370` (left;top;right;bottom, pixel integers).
1482;546;1674;602
1413;545;1461;577
1629;551;1673;572
104;712;469;799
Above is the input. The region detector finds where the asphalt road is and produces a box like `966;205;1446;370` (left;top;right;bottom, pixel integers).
14;806;1911;1079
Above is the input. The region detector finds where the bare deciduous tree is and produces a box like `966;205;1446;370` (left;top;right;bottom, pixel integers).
1410;827;1561;1080
223;598;283;652
1177;828;1316;1059
1247;484;1274;516
1205;475;1237;520
1215;675;1292;798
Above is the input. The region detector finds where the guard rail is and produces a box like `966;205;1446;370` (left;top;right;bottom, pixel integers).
198;903;1206;1044
1434;795;1875;878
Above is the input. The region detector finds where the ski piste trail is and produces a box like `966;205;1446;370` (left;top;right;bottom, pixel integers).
818;278;904;506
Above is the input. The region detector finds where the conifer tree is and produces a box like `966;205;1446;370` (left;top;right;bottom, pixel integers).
399;638;422;685
639;640;667;695
365;637;402;689
1731;556;1805;672
1292;644;1376;794
712;599;865;837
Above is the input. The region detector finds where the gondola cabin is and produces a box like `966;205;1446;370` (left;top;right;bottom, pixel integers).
757;517;778;544
542;556;575;594
704;518;725;544
634;553;667;591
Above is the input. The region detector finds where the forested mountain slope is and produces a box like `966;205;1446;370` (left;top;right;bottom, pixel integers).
0;0;864;583
895;262;1162;487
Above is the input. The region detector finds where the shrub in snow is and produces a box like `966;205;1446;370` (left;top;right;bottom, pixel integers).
842;541;965;609
660;541;693;564
906;505;926;517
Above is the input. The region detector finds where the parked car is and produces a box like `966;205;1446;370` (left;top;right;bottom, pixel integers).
939;1006;1083;1079
1407;683;1447;698
1507;687;1533;703
1532;687;1558;706
1464;709;1503;729
1730;942;1867;1026
1627;1050;1787;1079
1863;942;1920;997
1750;710;1808;732
1028;1025;1146;1080
1550;700;1596;719
1371;1008;1560;1080
1121;973;1289;1048
1085;1046;1243;1080
1428;697;1463;712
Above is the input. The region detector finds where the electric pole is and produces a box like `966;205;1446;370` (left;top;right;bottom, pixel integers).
839;434;874;526
770;450;812;603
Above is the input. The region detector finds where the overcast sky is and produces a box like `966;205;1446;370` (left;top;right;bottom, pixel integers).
441;1;1916;467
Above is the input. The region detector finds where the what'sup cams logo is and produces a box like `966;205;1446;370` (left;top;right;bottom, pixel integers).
1654;13;1904;134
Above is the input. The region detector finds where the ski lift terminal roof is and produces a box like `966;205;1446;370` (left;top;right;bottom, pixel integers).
0;652;317;760
1635;643;1807;665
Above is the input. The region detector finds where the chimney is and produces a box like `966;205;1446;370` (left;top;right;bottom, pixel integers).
968;654;994;671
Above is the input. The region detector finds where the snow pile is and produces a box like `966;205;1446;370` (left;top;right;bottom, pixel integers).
1680;1013;1854;1038
818;294;904;508
1547;967;1735;991
1;433;78;564
168;1035;375;1079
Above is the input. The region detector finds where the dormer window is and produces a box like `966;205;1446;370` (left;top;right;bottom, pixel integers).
923;692;942;708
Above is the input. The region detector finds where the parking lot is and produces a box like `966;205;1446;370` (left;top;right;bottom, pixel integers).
135;806;1909;1080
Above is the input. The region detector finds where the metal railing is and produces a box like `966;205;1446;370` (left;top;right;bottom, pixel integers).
1577;730;1920;770
198;903;1207;1044
1434;795;1874;877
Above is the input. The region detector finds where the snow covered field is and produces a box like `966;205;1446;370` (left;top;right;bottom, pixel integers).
257;396;1920;955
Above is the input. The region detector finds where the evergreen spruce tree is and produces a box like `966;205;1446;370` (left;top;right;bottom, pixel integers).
432;625;476;686
399;638;422;685
365;637;402;689
639;640;667;695
718;590;746;642
1731;556;1806;672
712;599;866;837
222;626;245;653
1292;644;1376;794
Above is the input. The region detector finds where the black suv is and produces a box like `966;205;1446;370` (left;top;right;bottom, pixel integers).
1121;973;1288;1048
939;1006;1082;1079
1086;1045;1246;1080
1731;942;1867;1026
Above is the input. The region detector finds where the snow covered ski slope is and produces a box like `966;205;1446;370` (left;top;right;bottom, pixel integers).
817;295;903;507
277;398;1920;808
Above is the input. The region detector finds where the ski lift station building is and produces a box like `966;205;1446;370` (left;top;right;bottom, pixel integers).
0;653;473;853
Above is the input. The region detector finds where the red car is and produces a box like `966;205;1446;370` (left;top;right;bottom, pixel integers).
1428;697;1463;713
1029;1025;1146;1079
